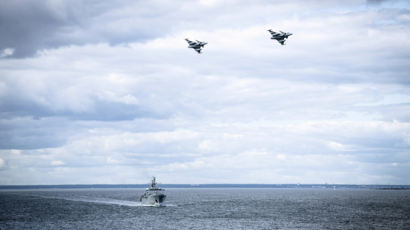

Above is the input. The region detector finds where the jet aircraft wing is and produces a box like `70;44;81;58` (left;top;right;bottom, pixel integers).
193;48;201;53
185;39;196;46
277;39;285;45
268;30;279;36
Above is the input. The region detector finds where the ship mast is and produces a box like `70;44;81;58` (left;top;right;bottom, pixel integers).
151;176;157;188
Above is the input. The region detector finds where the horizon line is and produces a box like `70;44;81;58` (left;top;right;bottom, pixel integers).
1;183;410;190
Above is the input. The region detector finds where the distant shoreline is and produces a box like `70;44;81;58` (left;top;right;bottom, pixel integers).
1;184;409;190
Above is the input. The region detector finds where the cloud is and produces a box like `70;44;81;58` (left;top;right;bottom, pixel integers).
0;0;409;184
51;160;64;166
367;0;387;5
0;0;148;57
0;48;14;58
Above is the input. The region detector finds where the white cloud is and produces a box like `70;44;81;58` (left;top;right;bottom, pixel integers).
106;157;120;164
51;160;64;166
10;149;21;155
0;48;14;58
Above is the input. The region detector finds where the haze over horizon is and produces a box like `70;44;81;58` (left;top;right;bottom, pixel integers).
1;0;410;185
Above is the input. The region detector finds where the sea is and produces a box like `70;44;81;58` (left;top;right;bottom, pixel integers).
1;185;410;229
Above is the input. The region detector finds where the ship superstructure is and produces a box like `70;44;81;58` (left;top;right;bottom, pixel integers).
139;177;166;206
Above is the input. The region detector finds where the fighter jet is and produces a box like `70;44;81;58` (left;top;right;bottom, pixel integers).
185;38;207;54
267;29;292;45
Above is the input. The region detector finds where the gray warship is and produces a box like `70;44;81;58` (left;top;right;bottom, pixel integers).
139;177;166;206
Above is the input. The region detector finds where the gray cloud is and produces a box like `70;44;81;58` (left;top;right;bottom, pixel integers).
0;117;69;149
0;0;76;57
0;95;166;121
0;0;171;58
367;0;387;5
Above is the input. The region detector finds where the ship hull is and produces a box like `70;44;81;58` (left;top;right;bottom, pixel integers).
140;193;166;206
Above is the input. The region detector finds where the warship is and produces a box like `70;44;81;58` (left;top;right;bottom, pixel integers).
139;177;166;206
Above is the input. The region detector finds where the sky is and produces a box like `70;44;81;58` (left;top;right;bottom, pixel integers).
0;0;409;185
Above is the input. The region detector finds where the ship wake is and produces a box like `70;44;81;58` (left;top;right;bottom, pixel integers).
38;195;175;207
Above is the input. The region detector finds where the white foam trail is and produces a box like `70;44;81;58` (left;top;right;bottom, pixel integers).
73;198;177;207
37;195;176;207
79;197;142;207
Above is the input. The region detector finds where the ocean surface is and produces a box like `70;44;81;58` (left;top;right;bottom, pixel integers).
1;188;410;229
